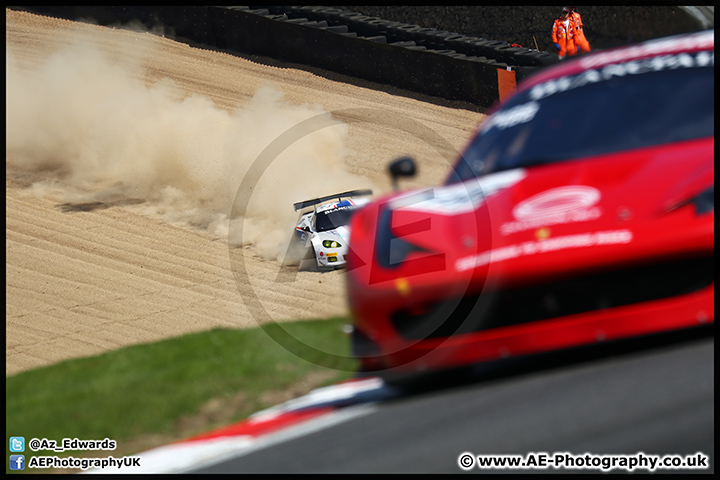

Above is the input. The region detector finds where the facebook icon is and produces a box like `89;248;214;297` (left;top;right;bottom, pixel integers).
10;455;25;470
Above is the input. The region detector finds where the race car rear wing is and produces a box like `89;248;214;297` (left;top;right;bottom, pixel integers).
293;189;373;211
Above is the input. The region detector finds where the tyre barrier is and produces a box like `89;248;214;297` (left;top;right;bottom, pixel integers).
9;5;562;108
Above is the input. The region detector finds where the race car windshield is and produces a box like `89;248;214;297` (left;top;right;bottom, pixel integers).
447;55;714;183
314;208;357;232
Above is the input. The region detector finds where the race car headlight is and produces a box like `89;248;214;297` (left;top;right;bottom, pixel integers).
322;240;342;248
691;185;714;215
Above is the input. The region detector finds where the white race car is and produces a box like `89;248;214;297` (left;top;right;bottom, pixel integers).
293;189;373;269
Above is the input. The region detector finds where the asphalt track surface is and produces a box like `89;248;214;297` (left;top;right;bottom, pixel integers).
192;331;713;474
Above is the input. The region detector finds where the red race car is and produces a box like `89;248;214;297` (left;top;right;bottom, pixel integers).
346;30;714;383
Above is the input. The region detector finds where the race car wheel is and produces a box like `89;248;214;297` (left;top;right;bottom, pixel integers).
296;245;320;272
312;248;334;272
283;233;309;266
311;247;322;271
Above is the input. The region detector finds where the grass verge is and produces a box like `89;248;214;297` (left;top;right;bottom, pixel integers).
6;316;357;473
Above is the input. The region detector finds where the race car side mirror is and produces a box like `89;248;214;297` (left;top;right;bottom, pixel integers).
388;156;417;191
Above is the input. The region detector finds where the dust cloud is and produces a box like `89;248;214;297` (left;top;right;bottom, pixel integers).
5;29;377;263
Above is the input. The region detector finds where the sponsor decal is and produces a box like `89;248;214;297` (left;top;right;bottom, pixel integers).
390;169;527;215
530;49;713;102
579;30;714;70
501;186;601;235
455;229;633;272
320;204;357;214
480;101;540;133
